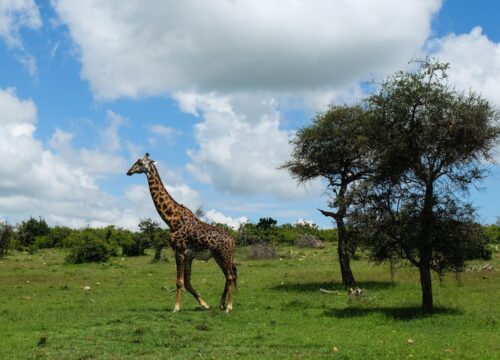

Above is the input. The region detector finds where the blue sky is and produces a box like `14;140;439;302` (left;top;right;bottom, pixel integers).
0;0;499;230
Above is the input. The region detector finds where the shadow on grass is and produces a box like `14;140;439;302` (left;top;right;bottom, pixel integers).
324;306;462;320
271;280;394;293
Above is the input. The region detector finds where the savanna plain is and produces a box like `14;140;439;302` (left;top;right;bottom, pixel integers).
0;244;498;359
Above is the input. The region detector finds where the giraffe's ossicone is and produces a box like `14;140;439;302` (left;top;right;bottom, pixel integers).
127;153;237;312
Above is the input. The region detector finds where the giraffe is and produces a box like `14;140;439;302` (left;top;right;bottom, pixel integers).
127;153;237;313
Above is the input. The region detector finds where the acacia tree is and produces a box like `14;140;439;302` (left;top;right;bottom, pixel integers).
0;222;13;257
355;59;499;312
282;105;373;286
139;218;169;262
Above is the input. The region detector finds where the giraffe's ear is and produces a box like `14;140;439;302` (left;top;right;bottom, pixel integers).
152;160;157;165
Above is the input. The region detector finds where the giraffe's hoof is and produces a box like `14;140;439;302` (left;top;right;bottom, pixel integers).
225;305;233;313
198;298;210;310
173;306;180;313
220;304;226;311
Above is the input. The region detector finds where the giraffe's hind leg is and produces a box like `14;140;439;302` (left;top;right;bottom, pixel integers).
184;257;210;310
215;256;235;313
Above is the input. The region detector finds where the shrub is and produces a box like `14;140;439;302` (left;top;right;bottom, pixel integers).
0;222;13;258
120;232;148;257
246;242;278;260
33;235;53;249
16;217;50;248
296;234;324;248
49;226;73;248
65;230;111;264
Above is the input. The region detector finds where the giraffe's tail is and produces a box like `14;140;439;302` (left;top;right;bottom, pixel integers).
231;264;238;288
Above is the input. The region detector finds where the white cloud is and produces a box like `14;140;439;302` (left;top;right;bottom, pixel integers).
0;0;41;75
204;209;247;230
428;27;500;162
295;218;316;227
0;87;158;229
179;92;322;199
50;0;442;200
0;0;41;47
53;0;441;100
429;27;500;107
147;124;179;146
49;110;128;175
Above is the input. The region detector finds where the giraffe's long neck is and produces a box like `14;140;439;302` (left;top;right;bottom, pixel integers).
146;165;185;231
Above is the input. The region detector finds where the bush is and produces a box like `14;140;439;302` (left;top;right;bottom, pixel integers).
246;242;278;260
16;217;50;248
120;232;148;257
65;230;111;263
33;235;53;249
296;234;324;248
49;226;73;248
0;222;13;257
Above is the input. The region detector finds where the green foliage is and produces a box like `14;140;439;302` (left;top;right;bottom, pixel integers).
483;223;500;244
65;229;112;263
110;228;145;257
48;226;73;248
237;219;278;245
354;58;500;311
138;218;168;261
237;221;336;246
0;222;13;257
33;235;53;249
282;105;374;286
16;217;50;248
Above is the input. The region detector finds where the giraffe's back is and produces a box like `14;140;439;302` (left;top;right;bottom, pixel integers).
183;218;235;260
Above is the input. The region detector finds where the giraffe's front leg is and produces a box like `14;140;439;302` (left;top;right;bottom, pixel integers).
173;253;185;312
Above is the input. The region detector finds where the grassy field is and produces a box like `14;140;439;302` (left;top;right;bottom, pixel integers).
0;244;498;359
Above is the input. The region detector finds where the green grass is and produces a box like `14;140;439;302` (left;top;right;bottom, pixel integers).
0;245;498;359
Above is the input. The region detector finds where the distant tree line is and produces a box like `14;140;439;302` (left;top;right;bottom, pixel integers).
0;215;339;262
0;217;168;264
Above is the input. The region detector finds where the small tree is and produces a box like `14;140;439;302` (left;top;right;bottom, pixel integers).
282;105;373;286
138;218;168;262
0;222;13;257
357;59;500;312
17;217;50;249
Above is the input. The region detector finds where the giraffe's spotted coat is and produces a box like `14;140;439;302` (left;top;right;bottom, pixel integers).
127;153;237;312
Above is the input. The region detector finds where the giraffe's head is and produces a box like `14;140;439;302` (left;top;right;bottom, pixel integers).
127;153;156;176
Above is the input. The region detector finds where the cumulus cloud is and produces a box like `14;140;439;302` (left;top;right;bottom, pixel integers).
0;0;41;75
0;0;41;47
179;92;322;199
0;87;201;229
428;27;500;162
50;0;443;200
428;27;500;107
147;124;179;146
49;110;128;175
0;88;99;222
53;0;441;100
204;209;248;230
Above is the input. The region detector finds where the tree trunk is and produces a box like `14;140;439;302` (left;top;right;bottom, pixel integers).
419;181;434;313
419;261;433;313
318;208;356;287
152;245;164;262
336;218;356;286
